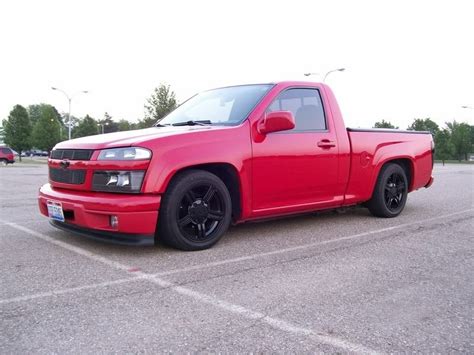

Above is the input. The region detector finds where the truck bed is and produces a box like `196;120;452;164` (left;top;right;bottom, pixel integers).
344;128;434;205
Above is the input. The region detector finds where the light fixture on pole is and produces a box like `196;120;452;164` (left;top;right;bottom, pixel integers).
304;68;346;82
323;68;345;82
461;105;473;110
51;87;88;140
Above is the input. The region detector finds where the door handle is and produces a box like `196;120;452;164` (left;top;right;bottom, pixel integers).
317;139;336;148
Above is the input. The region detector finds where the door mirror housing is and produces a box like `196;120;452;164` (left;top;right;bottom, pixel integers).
258;111;295;134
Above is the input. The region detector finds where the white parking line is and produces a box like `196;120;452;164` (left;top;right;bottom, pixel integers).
155;208;474;277
1;221;381;354
2;222;135;272
2;209;472;353
0;277;147;305
1;209;470;312
165;282;377;354
0;219;42;227
2;208;467;309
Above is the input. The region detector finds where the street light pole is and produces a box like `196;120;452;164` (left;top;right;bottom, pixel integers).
98;122;108;134
51;87;88;140
304;68;346;82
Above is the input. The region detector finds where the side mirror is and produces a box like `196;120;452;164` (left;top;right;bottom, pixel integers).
257;111;295;134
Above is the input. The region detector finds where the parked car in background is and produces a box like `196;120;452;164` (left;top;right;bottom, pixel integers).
0;146;15;165
22;150;49;157
39;81;435;250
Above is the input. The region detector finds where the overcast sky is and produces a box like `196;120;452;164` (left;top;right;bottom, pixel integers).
0;0;473;129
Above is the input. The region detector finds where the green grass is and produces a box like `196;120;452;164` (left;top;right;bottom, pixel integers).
12;158;48;165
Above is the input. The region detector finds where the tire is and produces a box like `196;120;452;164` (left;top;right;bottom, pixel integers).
157;170;232;251
367;163;408;218
0;159;7;166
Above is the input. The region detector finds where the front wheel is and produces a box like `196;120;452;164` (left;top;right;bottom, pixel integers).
157;170;232;251
367;163;408;218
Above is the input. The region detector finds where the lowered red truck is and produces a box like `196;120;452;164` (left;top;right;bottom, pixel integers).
38;82;434;250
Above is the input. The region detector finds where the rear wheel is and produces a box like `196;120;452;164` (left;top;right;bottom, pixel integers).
157;170;232;251
367;163;408;218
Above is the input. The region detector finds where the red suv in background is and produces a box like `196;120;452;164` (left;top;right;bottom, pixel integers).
0;146;15;165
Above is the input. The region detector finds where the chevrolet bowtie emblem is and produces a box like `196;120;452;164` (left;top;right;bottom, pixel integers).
60;160;70;169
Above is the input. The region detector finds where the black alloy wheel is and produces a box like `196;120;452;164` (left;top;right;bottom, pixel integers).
177;184;226;242
384;172;406;212
158;170;232;251
367;163;408;218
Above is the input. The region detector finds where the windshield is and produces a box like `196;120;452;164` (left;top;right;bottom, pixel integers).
158;84;273;126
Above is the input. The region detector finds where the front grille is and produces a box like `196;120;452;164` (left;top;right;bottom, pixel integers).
50;149;94;160
49;168;86;184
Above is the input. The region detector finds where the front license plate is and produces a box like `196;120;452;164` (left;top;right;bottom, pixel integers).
47;200;65;222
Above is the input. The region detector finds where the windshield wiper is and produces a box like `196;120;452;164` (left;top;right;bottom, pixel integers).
171;120;212;126
154;123;171;127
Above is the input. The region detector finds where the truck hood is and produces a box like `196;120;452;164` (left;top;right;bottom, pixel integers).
54;125;227;150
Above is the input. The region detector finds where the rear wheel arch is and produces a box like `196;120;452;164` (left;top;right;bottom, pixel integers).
372;157;414;194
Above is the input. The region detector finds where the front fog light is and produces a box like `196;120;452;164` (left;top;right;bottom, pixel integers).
92;170;145;193
105;173;130;187
106;174;118;186
117;173;130;187
110;215;119;228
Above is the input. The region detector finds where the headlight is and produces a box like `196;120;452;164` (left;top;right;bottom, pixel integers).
92;171;145;193
97;147;151;160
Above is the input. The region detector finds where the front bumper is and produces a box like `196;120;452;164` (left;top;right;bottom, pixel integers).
38;183;160;245
49;220;155;246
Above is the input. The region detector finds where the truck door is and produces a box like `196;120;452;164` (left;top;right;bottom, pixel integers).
251;87;340;214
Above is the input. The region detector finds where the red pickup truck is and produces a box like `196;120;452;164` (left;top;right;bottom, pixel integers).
38;82;434;250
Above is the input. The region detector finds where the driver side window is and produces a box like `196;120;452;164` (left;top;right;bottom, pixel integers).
267;88;326;131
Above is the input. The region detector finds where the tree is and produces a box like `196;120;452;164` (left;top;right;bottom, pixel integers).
141;83;177;128
29;104;66;141
73;115;99;138
31;105;61;151
373;120;398;129
28;104;43;127
407;118;439;136
117;119;137;131
97;112;119;134
470;125;474;154
446;120;471;161
434;129;453;165
2;105;32;161
0;126;4;144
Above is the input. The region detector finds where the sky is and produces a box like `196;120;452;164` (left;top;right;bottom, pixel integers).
0;0;473;129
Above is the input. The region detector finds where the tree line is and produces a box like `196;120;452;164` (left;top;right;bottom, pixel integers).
1;84;177;161
373;118;473;163
1;83;472;164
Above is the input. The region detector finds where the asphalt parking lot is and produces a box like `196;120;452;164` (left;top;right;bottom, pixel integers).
0;163;473;353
